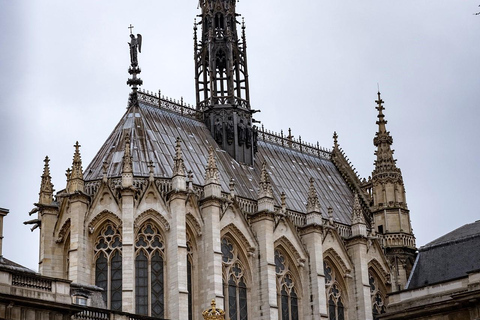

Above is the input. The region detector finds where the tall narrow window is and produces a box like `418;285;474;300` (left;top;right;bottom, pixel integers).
324;261;345;320
221;237;248;320
369;271;386;319
94;224;122;310
275;250;299;320
187;236;194;320
135;223;165;318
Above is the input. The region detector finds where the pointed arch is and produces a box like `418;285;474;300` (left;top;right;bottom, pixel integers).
186;212;202;238
56;218;71;244
186;223;198;320
274;246;302;320
134;209;170;233
323;248;351;277
274;236;305;268
88;210;122;235
368;260;389;319
134;220;166;318
222;223;255;259
323;256;349;320
221;233;252;320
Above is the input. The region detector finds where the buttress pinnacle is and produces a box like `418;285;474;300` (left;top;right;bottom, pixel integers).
68;142;84;193
306;178;320;213
39;156;54;205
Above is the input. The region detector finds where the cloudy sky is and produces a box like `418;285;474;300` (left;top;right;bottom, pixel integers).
1;0;479;271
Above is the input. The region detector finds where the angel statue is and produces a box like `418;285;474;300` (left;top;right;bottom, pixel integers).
129;33;142;67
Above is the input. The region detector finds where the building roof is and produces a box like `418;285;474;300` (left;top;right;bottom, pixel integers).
84;92;354;225
406;220;480;289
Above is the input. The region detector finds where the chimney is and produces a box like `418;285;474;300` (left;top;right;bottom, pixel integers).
0;208;9;257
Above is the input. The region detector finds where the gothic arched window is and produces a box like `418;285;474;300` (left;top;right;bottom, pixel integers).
369;271;386;319
94;223;122;311
275;249;299;320
135;223;165;318
221;237;248;320
187;233;194;320
324;261;345;320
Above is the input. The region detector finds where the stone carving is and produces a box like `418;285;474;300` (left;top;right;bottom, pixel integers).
128;34;142;67
214;118;223;144
238;119;246;146
226;117;234;145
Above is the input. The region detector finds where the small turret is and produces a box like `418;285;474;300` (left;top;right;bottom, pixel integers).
370;91;416;291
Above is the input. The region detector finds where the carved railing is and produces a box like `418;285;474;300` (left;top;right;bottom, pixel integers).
85;181;102;198
138;90;199;118
258;126;331;160
236;197;258;214
72;310;109;320
379;233;416;248
335;223;352;238
286;210;307;227
11;273;52;291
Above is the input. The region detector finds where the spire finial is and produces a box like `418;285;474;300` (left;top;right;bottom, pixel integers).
127;29;143;106
69;141;84;193
333;131;339;149
306;178;321;213
351;193;366;225
39;156;54;205
205;147;220;184
258;162;273;199
173;137;186;177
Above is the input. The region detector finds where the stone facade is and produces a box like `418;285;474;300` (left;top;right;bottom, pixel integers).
23;1;419;320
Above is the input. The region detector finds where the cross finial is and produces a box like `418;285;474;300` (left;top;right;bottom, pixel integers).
128;24;134;35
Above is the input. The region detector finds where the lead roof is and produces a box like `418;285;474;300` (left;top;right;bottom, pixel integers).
84;96;354;225
407;220;480;289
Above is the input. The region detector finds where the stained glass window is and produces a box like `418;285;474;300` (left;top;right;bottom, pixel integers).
275;250;299;320
94;224;122;310
187;236;194;320
135;223;165;318
221;237;248;320
369;271;386;319
324;261;345;320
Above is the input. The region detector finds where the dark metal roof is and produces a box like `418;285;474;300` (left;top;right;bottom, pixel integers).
407;220;480;289
84;95;354;224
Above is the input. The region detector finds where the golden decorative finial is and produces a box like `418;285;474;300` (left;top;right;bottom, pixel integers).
202;299;225;320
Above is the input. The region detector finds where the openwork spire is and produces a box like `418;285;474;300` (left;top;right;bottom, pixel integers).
258;162;273;199
351;193;366;225
306;178;320;213
205;147;220;185
68;142;84;193
39;156;54;205
373;92;398;175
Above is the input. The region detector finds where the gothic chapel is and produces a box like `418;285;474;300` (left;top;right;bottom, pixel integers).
30;1;416;320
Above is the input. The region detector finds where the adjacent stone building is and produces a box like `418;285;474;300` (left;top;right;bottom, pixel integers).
20;1;420;320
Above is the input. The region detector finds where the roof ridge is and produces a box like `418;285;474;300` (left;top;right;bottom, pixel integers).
420;230;480;251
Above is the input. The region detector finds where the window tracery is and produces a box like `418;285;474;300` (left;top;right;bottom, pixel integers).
221;237;248;320
275;249;299;320
135;222;165;318
187;233;194;320
324;261;345;320
94;223;122;311
369;271;386;319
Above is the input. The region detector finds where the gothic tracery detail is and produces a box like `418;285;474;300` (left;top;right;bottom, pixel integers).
275;249;299;320
324;261;345;320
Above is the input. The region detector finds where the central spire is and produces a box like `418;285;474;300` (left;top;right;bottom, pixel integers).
194;0;257;165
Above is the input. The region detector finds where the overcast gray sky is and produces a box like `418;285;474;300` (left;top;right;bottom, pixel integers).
1;0;479;271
